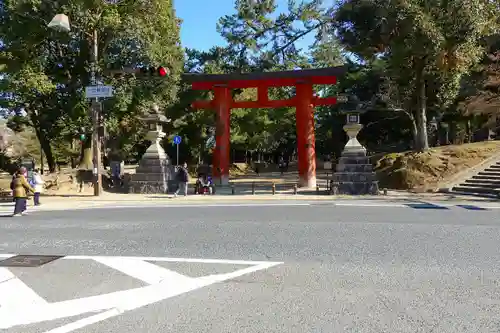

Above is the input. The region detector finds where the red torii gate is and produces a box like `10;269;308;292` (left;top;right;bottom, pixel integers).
184;67;345;187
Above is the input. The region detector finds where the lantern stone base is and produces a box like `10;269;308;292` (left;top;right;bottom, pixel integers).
128;140;177;194
213;175;230;186
331;124;379;195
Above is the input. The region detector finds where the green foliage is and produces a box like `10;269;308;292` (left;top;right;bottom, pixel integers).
0;0;183;170
334;0;499;150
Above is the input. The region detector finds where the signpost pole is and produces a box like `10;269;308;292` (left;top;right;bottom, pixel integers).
173;135;182;166
90;28;102;196
176;143;179;166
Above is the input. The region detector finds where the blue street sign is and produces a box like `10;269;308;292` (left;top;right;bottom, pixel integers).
173;135;182;145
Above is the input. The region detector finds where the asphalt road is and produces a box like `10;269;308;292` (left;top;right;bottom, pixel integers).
0;201;500;333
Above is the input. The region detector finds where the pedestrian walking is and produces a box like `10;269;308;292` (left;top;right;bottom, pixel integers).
10;167;35;216
278;155;285;176
32;169;44;206
10;173;16;202
174;162;189;197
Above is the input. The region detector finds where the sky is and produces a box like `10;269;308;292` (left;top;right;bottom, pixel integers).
174;0;316;52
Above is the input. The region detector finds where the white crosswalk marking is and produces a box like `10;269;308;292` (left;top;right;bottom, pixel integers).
93;257;196;285
0;267;48;307
0;254;283;332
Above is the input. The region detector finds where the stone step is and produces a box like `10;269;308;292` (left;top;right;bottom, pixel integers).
463;180;500;188
472;175;500;181
452;185;499;195
465;178;500;184
333;173;377;182
332;181;379;195
337;157;371;165
335;164;374;173
340;151;367;158
483;168;500;173
478;171;500;177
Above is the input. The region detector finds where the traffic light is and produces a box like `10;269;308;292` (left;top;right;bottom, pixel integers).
158;66;168;77
78;127;86;142
138;66;169;77
104;66;169;78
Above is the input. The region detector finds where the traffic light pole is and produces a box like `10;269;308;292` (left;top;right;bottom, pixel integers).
90;28;102;196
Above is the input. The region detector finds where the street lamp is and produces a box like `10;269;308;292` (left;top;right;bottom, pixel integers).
47;14;70;32
48;13;102;196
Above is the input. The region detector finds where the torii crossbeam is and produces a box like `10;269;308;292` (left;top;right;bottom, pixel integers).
183;66;345;187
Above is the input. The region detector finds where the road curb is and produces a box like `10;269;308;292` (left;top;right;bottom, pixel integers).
29;195;499;212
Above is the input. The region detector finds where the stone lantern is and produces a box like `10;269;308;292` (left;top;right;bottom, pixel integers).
331;95;379;195
142;104;168;145
128;104;176;194
342;108;367;154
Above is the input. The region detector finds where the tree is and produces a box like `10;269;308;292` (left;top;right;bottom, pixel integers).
217;0;325;71
334;0;499;150
0;0;183;171
211;0;327;160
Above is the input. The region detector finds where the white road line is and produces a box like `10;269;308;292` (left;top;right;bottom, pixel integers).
334;202;406;207
93;257;195;285
72;203;312;209
0;202;312;214
0;254;275;265
0;259;283;330
63;255;273;265
0;268;47;307
199;261;284;283
44;308;122;333
43;262;284;333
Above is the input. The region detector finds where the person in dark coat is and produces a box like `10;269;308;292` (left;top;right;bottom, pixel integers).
174;162;189;197
11;167;35;216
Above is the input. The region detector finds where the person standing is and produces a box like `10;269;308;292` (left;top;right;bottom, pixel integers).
278;155;285;176
11;167;35;216
32;169;44;206
174;162;189;197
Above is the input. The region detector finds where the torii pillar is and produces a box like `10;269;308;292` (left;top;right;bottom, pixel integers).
184;67;344;187
213;85;231;185
295;83;317;187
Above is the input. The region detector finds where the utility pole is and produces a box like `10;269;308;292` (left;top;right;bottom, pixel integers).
90;28;102;196
48;13;107;196
40;142;44;175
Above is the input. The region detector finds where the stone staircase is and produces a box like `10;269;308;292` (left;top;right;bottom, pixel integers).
452;160;500;197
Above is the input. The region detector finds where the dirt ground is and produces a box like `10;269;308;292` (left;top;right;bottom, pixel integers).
372;141;500;191
0;141;499;195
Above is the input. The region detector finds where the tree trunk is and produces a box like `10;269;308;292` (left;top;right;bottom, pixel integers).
410;116;418;149
70;140;76;168
415;64;429;151
403;110;418;149
34;129;56;172
41;139;56;173
449;122;457;144
466;119;472;143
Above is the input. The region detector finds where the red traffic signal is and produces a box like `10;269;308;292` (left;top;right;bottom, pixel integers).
158;66;168;77
138;66;169;77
